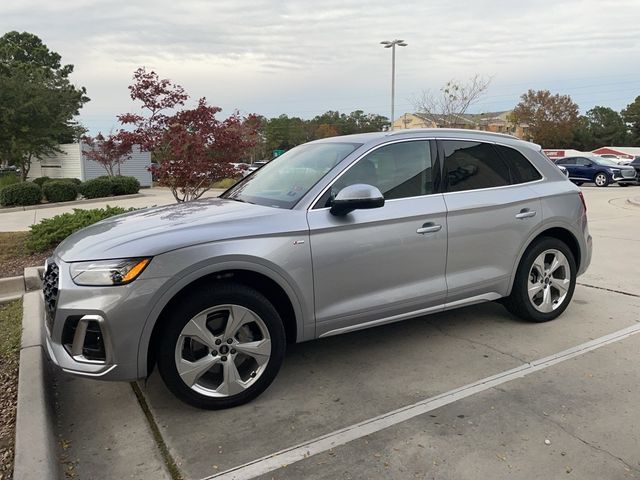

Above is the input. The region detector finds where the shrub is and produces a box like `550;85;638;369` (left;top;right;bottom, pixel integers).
42;180;78;203
0;182;42;206
109;176;140;195
212;178;237;189
79;178;112;199
26;206;137;252
32;176;51;187
58;177;82;185
0;173;19;190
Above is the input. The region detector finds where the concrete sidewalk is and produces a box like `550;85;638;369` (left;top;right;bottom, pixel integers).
0;187;224;231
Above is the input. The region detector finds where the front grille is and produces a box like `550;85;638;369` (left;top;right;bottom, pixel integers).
621;169;636;179
43;261;59;330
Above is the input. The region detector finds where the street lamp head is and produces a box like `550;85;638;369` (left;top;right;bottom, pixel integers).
380;41;391;45
398;42;408;47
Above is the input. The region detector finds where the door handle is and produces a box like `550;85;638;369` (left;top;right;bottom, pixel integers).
416;223;442;234
515;209;536;219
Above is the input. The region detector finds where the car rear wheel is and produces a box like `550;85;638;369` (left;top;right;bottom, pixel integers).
157;283;286;409
594;172;610;187
503;237;576;322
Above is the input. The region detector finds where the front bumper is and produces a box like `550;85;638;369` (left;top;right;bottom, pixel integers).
43;256;168;381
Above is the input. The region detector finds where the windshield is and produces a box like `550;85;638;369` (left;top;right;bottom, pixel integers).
222;142;361;208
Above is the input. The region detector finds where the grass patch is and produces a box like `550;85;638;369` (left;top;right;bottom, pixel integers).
0;299;23;479
0;232;52;278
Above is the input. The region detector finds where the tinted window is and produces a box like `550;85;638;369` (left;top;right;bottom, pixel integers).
557;157;576;165
495;145;542;183
442;141;510;192
324;140;434;205
576;157;594;166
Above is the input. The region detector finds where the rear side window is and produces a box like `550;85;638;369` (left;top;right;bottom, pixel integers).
494;145;542;184
442;140;510;192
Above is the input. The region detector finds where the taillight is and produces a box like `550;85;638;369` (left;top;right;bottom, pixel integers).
578;191;587;213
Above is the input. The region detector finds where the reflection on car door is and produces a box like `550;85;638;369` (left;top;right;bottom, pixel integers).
307;140;448;337
440;140;543;303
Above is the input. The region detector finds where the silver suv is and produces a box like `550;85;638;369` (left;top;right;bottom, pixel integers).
43;129;592;409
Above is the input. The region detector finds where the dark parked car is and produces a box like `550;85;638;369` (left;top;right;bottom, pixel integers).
630;157;640;182
555;156;637;187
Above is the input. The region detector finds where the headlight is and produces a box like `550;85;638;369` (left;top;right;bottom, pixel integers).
70;258;151;286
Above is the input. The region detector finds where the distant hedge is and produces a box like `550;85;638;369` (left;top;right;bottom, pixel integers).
32;177;51;187
0;182;42;206
78;178;112;199
43;180;78;203
26;205;137;252
79;176;141;199
108;176;140;195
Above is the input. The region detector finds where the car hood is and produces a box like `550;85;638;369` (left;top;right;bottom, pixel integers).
55;198;303;262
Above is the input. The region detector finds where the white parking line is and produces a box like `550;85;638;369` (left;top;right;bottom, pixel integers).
203;322;640;480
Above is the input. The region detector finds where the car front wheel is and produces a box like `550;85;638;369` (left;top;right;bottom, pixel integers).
157;283;286;409
503;237;576;322
594;172;610;187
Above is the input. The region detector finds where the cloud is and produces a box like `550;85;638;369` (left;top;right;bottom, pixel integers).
2;0;640;133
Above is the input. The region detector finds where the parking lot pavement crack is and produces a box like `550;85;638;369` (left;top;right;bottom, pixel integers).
426;320;527;363
494;387;640;474
577;282;640;299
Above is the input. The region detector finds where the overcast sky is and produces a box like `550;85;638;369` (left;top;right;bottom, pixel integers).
2;0;640;134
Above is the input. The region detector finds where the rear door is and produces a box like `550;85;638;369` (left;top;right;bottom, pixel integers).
439;140;543;303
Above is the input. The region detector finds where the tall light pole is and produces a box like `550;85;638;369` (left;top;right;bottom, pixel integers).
381;39;407;131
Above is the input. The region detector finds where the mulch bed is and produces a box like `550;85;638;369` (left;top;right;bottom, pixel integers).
0;300;22;480
0;232;52;278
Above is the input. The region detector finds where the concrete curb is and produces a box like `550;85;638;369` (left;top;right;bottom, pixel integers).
0;193;145;214
13;291;60;479
0;267;43;304
0;276;24;304
627;196;640;207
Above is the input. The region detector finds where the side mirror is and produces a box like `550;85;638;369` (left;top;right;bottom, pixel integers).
330;184;385;216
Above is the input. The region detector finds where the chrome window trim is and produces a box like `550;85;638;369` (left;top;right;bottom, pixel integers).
308;136;547;209
308;138;436;211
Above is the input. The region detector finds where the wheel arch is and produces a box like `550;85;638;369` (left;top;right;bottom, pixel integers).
508;226;582;295
139;263;304;378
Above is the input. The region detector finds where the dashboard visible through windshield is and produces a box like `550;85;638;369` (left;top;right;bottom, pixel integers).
222;142;361;208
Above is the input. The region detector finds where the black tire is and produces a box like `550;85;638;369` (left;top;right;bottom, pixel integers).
503;237;576;322
157;282;286;409
593;171;610;187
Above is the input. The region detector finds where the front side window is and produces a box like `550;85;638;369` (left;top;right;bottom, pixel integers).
320;140;434;207
442;140;510;192
222;142;360;208
576;157;594;166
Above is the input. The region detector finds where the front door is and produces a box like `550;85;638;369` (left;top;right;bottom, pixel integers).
307;139;448;337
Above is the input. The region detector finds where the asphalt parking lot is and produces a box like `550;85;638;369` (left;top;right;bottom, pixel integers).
54;185;640;480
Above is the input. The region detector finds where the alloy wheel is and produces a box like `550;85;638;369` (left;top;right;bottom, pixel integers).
595;173;608;186
527;249;571;313
174;304;272;397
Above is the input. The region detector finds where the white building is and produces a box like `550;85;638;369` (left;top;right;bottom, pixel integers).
29;143;152;187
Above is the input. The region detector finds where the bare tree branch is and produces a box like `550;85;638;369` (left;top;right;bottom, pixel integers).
412;75;492;127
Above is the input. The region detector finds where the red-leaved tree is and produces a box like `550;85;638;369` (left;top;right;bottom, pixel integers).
119;68;259;201
83;132;133;176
